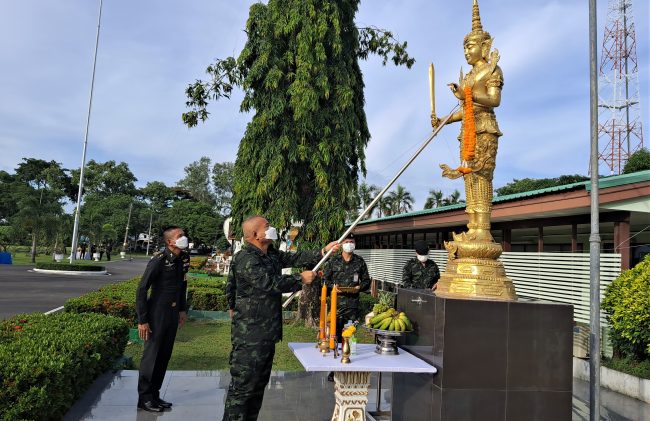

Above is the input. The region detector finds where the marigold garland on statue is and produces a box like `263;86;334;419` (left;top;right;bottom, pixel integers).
458;84;475;174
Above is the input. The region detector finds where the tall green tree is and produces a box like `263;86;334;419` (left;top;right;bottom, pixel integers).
424;189;444;209
183;0;413;244
442;189;462;206
0;170;19;221
140;181;174;244
12;159;68;262
184;0;413;327
623;148;650;174
387;184;414;214
176;156;216;207
211;161;235;215
357;181;378;219
495;174;589;196
160;200;223;246
70;160;137;200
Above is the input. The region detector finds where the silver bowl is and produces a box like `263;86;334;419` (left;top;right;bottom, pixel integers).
362;325;412;355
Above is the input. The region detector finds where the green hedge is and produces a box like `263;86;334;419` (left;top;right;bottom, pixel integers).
65;278;139;325
65;277;230;323
187;288;229;311
359;292;379;316
0;312;128;420
36;262;106;272
602;255;650;360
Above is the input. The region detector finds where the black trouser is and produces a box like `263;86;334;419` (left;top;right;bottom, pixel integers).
138;302;179;402
106;251;111;261
223;340;275;421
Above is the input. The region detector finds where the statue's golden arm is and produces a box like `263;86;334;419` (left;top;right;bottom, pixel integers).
472;85;501;108
431;109;462;129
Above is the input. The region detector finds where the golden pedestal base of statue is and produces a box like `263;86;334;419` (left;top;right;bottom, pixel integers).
436;225;517;301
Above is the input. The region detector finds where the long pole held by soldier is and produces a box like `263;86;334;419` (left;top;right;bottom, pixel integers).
283;78;456;308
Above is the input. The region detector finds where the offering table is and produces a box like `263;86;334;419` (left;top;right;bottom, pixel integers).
289;342;437;421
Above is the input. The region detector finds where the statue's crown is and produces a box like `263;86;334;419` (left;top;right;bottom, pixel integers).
464;0;491;44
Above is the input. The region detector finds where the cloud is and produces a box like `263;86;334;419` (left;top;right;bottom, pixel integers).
0;0;648;210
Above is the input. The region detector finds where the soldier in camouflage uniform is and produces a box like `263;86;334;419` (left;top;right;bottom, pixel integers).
401;240;440;289
136;226;190;412
322;233;370;350
223;216;339;421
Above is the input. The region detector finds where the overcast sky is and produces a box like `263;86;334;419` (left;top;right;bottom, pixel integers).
1;0;648;209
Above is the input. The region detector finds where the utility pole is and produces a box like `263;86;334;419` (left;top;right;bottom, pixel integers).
121;202;133;259
589;1;602;420
146;208;153;256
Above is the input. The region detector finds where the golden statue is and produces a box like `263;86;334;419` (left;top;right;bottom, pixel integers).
431;0;517;301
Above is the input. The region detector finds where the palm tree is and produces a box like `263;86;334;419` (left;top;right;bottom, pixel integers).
358;181;379;219
442;189;463;206
387;184;414;214
424;189;444;209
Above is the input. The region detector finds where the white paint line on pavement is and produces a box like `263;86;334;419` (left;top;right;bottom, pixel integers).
44;306;64;315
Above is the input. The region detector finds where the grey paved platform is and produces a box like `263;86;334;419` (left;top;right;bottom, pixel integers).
63;370;649;421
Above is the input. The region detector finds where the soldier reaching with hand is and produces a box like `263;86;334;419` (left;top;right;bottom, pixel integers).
223;215;339;421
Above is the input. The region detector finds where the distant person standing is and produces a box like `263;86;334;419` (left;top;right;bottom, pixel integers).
401;240;440;289
99;243;105;261
80;243;87;260
105;242;113;261
135;226;190;412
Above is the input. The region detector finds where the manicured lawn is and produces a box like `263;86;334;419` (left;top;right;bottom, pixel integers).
124;319;375;371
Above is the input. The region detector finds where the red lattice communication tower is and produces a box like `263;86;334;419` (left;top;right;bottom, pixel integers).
598;0;644;175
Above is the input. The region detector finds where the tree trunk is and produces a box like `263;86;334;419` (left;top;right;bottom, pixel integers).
297;279;320;328
31;231;37;263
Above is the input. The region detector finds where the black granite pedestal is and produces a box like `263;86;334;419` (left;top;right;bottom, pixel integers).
393;289;573;421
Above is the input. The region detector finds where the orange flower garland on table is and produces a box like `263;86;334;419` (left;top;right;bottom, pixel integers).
458;84;475;175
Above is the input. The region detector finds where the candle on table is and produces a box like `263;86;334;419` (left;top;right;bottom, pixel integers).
319;283;327;340
329;284;337;350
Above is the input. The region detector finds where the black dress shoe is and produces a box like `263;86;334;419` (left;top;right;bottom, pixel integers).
155;398;172;408
137;400;164;412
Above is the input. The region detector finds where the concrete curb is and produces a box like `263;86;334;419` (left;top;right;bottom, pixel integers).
32;268;109;276
574;357;650;403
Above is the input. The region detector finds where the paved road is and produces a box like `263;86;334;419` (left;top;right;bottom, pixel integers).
0;258;149;320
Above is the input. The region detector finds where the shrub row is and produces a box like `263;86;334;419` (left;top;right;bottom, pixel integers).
189;256;208;270
35;262;106;272
0;312;128;420
65;278;139;324
65;277;230;324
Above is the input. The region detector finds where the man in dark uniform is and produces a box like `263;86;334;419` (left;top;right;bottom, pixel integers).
223;215;339;421
401;240;440;289
136;225;190;412
322;233;370;381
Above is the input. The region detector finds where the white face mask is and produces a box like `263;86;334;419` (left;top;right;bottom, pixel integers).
342;243;355;253
264;226;278;241
417;254;428;263
175;236;189;250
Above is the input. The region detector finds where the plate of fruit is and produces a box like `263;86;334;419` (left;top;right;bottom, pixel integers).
364;307;413;335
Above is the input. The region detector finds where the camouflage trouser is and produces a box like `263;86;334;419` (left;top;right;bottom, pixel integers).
222;340;275;421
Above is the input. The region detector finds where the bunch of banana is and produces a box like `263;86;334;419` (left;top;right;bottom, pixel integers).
367;308;413;332
372;303;389;315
